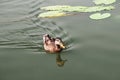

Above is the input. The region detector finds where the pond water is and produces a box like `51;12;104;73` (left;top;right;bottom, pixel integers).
0;0;120;80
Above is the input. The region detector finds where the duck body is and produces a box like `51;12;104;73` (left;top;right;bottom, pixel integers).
43;34;65;53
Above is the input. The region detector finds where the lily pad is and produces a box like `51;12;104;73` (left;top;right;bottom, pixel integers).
41;5;87;12
41;5;72;11
85;6;114;12
93;0;116;5
41;5;115;12
39;5;115;19
89;13;111;20
38;11;67;18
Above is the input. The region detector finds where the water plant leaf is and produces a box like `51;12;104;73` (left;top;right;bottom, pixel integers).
89;13;111;20
40;5;115;12
41;5;87;12
39;5;115;19
85;6;114;12
93;0;116;5
38;11;67;18
41;5;72;11
59;6;88;12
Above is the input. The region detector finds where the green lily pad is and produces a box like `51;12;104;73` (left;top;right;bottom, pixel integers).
41;5;72;11
39;5;115;18
85;6;114;12
61;6;88;12
41;5;87;12
40;5;115;12
38;11;67;18
93;0;116;5
89;13;111;20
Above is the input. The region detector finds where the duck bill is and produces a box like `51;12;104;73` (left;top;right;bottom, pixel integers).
59;43;66;49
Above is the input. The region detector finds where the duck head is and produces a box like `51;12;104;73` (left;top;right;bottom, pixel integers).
55;37;66;49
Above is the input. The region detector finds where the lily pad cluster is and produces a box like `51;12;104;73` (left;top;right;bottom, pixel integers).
90;0;116;20
40;5;114;12
38;0;116;20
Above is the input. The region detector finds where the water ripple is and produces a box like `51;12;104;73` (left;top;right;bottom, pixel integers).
0;0;73;53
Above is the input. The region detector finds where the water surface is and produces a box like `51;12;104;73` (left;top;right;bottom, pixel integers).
0;0;120;80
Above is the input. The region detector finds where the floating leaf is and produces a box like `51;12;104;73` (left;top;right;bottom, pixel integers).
85;6;114;12
93;0;116;5
41;5;115;12
41;5;87;12
38;11;67;18
41;5;72;11
39;5;115;19
59;6;88;12
89;13;111;20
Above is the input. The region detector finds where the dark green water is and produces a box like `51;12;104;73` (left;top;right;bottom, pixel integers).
0;0;120;80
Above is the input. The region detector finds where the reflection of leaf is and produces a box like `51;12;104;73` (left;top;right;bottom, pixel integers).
93;0;116;5
40;5;115;12
38;11;67;18
89;13;111;20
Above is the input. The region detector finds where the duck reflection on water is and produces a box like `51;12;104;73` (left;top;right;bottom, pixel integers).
56;54;67;67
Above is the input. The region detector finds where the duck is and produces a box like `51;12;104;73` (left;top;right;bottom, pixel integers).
43;34;65;53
